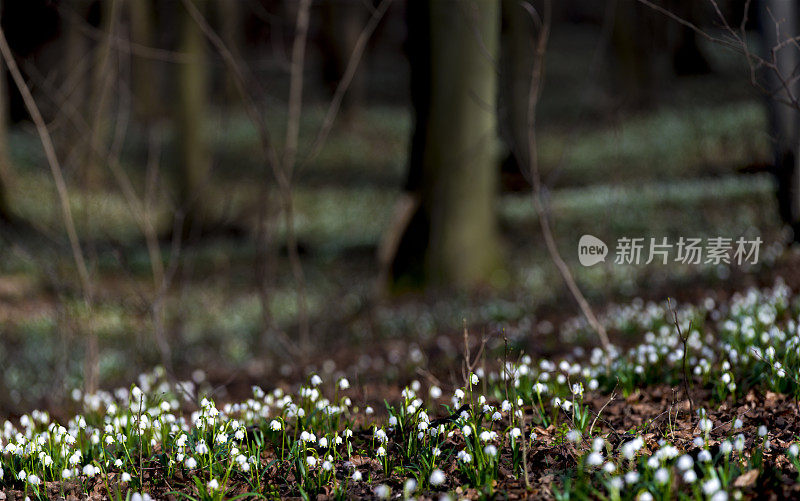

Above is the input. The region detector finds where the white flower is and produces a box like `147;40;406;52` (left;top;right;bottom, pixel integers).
566;430;581;443
122;472;132;482
185;456;197;469
587;452;603;466
374;484;391;499
484;445;498;457
510;427;521;439
196;440;209;454
624;470;639;484
430;386;442;399
654;468;669;484
603;462;616;473
471;373;479;385
376;446;386;457
319;437;329;448
404;478;417;495
365;406;374;415
27;474;40;485
339;378;350;390
698;449;712;462
306;456;317;467
61;469;72;479
720;440;732;454
639;493;654;501
491;411;502;421
322;461;333;471
683;470;697;483
703;477;721;495
269;420;282;431
676;455;693;471
789;444;799;457
311;375;322;386
462;425;472;437
352;470;363;481
758;425;768;437
430;468;446;486
207;479;220;490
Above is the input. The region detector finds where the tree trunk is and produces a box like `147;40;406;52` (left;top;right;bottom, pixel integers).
0;0;12;224
129;0;158;121
217;0;242;105
85;0;119;190
759;0;800;239
498;0;536;189
176;0;211;230
389;0;502;289
319;0;366;120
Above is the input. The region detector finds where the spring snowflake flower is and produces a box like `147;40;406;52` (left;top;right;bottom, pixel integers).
720;440;733;454
683;470;697;483
510;427;521;439
470;373;479;385
61;469;72;479
625;471;640;484
733;418;743;429
352;470;363;481
185;456;197;469
603;462;616;473
310;375;322;386
207;479;220;490
484;445;498;457
322;461;333;471
587;452;603;466
376;446;386;457
319;437;329;448
703;477;721;495
698;450;712;462
27;474;40;485
461;425;472;437
677;455;694;471
655;468;669;484
269;420;282;431
374;484;391;499
491;411;502;421
432;446;441;457
457;450;472;463
430;468;446;486
404;478;417;495
430;386;442;399
365;406;374;415
566;430;581;443
789;444;800;457
758;425;768;437
195;440;209;454
338;378;350;390
306;456;317;467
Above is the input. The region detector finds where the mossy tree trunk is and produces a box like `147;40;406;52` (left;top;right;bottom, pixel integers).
176;0;211;231
390;0;502;290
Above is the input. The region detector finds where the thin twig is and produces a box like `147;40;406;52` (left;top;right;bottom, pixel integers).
521;0;611;350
